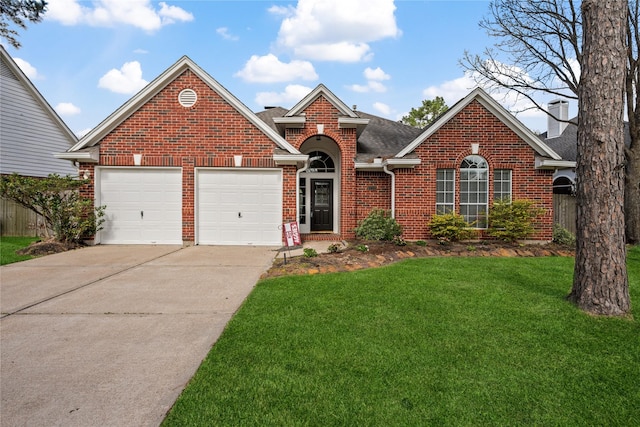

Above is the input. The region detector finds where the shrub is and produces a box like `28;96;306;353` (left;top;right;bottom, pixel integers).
415;240;427;247
553;224;576;246
428;212;474;243
356;244;369;253
355;209;402;241
393;236;407;246
303;248;318;258
0;173;105;243
327;243;341;253
487;199;545;242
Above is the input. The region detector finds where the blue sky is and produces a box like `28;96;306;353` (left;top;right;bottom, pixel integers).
4;0;574;137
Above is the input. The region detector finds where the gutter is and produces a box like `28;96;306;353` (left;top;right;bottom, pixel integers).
383;164;396;219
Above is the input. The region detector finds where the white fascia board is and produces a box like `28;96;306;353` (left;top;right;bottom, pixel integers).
54;150;99;163
68;56;300;155
535;157;576;170
273;116;306;128
354;162;384;170
338;117;370;128
386;158;421;169
273;153;309;165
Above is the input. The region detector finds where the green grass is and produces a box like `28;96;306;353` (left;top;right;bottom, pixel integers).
0;236;39;265
164;248;640;426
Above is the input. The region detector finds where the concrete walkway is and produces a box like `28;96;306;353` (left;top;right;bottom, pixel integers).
0;245;276;427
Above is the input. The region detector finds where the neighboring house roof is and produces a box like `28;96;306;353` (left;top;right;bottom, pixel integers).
60;56;299;160
397;87;563;161
539;117;631;164
0;45;78;177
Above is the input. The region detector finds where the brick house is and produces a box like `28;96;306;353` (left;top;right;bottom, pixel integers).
58;56;563;245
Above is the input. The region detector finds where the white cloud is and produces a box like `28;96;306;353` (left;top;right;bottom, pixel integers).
348;66;390;93
76;128;93;138
273;0;400;62
235;54;318;83
55;102;81;116
13;58;41;79
98;61;148;94
46;0;193;31
255;84;313;107
133;48;149;54
373;102;392;116
216;27;239;41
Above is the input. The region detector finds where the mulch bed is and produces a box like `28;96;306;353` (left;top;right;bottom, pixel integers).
262;240;575;279
17;239;83;257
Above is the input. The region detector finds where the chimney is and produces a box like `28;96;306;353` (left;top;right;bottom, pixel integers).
547;99;569;138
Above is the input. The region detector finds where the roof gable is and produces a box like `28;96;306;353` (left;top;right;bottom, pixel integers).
0;46;77;145
68;56;298;154
396;87;562;160
285;84;358;118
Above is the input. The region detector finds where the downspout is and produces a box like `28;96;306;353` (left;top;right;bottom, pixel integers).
296;158;310;223
383;164;395;218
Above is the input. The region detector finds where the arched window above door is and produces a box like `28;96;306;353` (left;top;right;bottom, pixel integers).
307;151;335;173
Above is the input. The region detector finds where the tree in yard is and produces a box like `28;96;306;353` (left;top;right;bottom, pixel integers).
460;0;640;245
568;0;629;315
400;96;449;128
0;0;47;48
0;174;105;243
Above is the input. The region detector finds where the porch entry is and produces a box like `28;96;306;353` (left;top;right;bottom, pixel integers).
311;179;333;231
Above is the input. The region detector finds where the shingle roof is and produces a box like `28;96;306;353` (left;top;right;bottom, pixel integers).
254;107;422;161
539;117;631;162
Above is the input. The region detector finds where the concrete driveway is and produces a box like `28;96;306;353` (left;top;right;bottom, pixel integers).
0;245;276;427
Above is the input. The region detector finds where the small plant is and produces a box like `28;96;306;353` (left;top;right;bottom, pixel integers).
393;236;407;246
467;245;477;252
355;209;402;241
356;244;369;253
303;248;318;258
415;240;427;247
552;224;576;246
487;199;545;242
428;212;474;243
327;243;341;253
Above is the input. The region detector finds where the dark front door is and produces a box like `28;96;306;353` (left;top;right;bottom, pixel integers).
311;179;333;231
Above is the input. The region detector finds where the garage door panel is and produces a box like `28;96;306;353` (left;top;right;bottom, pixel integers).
197;169;282;245
99;169;182;244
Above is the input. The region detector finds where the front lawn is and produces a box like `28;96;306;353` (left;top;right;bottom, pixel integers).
163;248;640;426
0;236;39;265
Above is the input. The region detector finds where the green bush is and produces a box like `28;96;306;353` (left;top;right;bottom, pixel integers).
0;173;105;243
552;224;576;246
487;199;545;242
428;212;474;243
303;248;318;258
327;243;341;253
355;209;403;241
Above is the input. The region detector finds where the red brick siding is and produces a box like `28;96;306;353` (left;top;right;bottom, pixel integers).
94;69;285;242
288;95;359;239
394;100;553;241
355;171;392;220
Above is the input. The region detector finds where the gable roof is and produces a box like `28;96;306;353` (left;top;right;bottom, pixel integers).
396;87;562;160
286;84;359;118
0;46;78;144
64;56;299;155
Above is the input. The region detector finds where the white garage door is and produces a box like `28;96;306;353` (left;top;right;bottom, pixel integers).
99;168;182;244
197;169;282;245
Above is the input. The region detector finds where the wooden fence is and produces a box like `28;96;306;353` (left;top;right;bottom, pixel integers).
0;197;44;237
553;193;577;234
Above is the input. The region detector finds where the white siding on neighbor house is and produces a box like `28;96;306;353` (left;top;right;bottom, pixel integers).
0;58;77;177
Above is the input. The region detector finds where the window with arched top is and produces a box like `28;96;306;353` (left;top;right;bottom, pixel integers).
460;155;489;228
307;151;335;173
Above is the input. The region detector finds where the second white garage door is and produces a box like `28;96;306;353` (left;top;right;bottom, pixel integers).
197;169;282;245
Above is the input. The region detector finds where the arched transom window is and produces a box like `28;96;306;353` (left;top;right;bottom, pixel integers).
460;155;488;228
307;151;335;173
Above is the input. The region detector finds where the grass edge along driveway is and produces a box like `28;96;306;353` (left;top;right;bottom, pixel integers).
170;249;638;426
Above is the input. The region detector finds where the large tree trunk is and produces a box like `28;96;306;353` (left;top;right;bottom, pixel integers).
568;0;630;316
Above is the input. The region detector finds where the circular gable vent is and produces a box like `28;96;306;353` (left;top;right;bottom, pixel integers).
178;89;197;107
